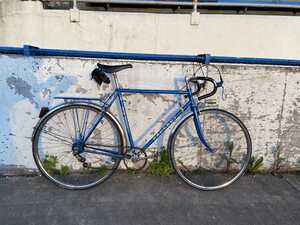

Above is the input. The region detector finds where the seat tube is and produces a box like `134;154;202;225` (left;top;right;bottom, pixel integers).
117;90;134;147
112;73;135;147
188;88;214;152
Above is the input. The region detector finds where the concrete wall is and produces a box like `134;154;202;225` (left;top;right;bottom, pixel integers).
0;54;300;172
0;0;300;59
0;0;300;173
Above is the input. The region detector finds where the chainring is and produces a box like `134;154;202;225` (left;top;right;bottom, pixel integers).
123;151;148;171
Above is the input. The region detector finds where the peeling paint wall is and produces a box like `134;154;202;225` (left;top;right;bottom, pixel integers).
1;0;300;172
0;54;300;172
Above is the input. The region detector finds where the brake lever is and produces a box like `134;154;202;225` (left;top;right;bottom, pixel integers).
217;75;225;100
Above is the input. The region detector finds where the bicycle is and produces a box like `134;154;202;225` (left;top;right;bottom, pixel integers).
32;61;252;191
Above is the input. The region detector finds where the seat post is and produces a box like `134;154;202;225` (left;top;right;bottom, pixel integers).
111;73;120;90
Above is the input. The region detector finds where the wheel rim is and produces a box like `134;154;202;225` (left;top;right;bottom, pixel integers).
170;109;252;190
33;104;123;189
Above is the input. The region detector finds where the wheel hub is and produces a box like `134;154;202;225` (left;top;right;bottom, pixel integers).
72;142;85;154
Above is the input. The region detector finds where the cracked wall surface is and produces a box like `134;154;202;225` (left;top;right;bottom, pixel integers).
0;54;300;172
1;0;300;172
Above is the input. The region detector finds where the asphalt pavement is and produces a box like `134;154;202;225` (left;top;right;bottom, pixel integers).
0;173;299;225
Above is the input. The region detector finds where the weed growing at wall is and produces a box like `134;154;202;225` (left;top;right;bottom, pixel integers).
42;154;71;176
42;154;58;175
272;144;286;173
246;156;264;174
146;147;172;176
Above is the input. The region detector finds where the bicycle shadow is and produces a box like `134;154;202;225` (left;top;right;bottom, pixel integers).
130;75;188;152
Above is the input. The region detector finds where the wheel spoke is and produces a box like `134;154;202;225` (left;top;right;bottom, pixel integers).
33;104;123;190
41;129;73;145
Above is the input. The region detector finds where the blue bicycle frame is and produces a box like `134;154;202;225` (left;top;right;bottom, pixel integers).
54;75;213;160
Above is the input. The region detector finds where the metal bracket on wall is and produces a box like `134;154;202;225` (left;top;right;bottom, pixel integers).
23;45;40;56
70;0;80;22
190;0;200;25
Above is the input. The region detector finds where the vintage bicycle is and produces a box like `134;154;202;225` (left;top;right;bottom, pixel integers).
32;60;252;191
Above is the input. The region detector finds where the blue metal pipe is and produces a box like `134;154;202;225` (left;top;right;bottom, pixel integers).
0;45;300;66
0;45;203;62
212;56;300;66
0;46;24;55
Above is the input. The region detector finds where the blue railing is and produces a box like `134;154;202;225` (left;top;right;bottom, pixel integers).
0;45;300;66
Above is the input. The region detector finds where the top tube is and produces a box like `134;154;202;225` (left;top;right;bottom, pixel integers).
118;88;188;95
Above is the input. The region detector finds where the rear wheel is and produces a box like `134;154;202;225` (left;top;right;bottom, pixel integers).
169;108;252;190
32;103;124;190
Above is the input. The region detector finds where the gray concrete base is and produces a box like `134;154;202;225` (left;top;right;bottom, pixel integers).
0;165;39;176
0;173;299;225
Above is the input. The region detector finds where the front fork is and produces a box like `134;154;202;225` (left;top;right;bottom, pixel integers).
188;91;215;153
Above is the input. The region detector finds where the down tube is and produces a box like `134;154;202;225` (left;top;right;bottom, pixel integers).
142;101;191;150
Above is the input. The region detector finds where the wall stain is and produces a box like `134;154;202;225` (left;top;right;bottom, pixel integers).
42;88;51;98
55;75;64;81
56;59;65;71
75;86;88;94
6;76;36;106
274;73;288;171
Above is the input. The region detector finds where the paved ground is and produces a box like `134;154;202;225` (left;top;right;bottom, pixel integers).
0;173;299;225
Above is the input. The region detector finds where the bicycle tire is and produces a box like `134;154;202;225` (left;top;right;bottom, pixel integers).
168;108;252;191
32;103;125;190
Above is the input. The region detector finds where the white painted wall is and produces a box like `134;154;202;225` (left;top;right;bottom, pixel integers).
0;0;300;59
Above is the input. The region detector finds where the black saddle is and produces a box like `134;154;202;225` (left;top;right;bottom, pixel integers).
91;63;133;86
97;63;132;73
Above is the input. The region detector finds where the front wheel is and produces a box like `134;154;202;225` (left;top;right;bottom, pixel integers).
32;103;125;190
169;108;252;191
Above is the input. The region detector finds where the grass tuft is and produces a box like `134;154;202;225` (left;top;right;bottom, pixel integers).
146;148;172;176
